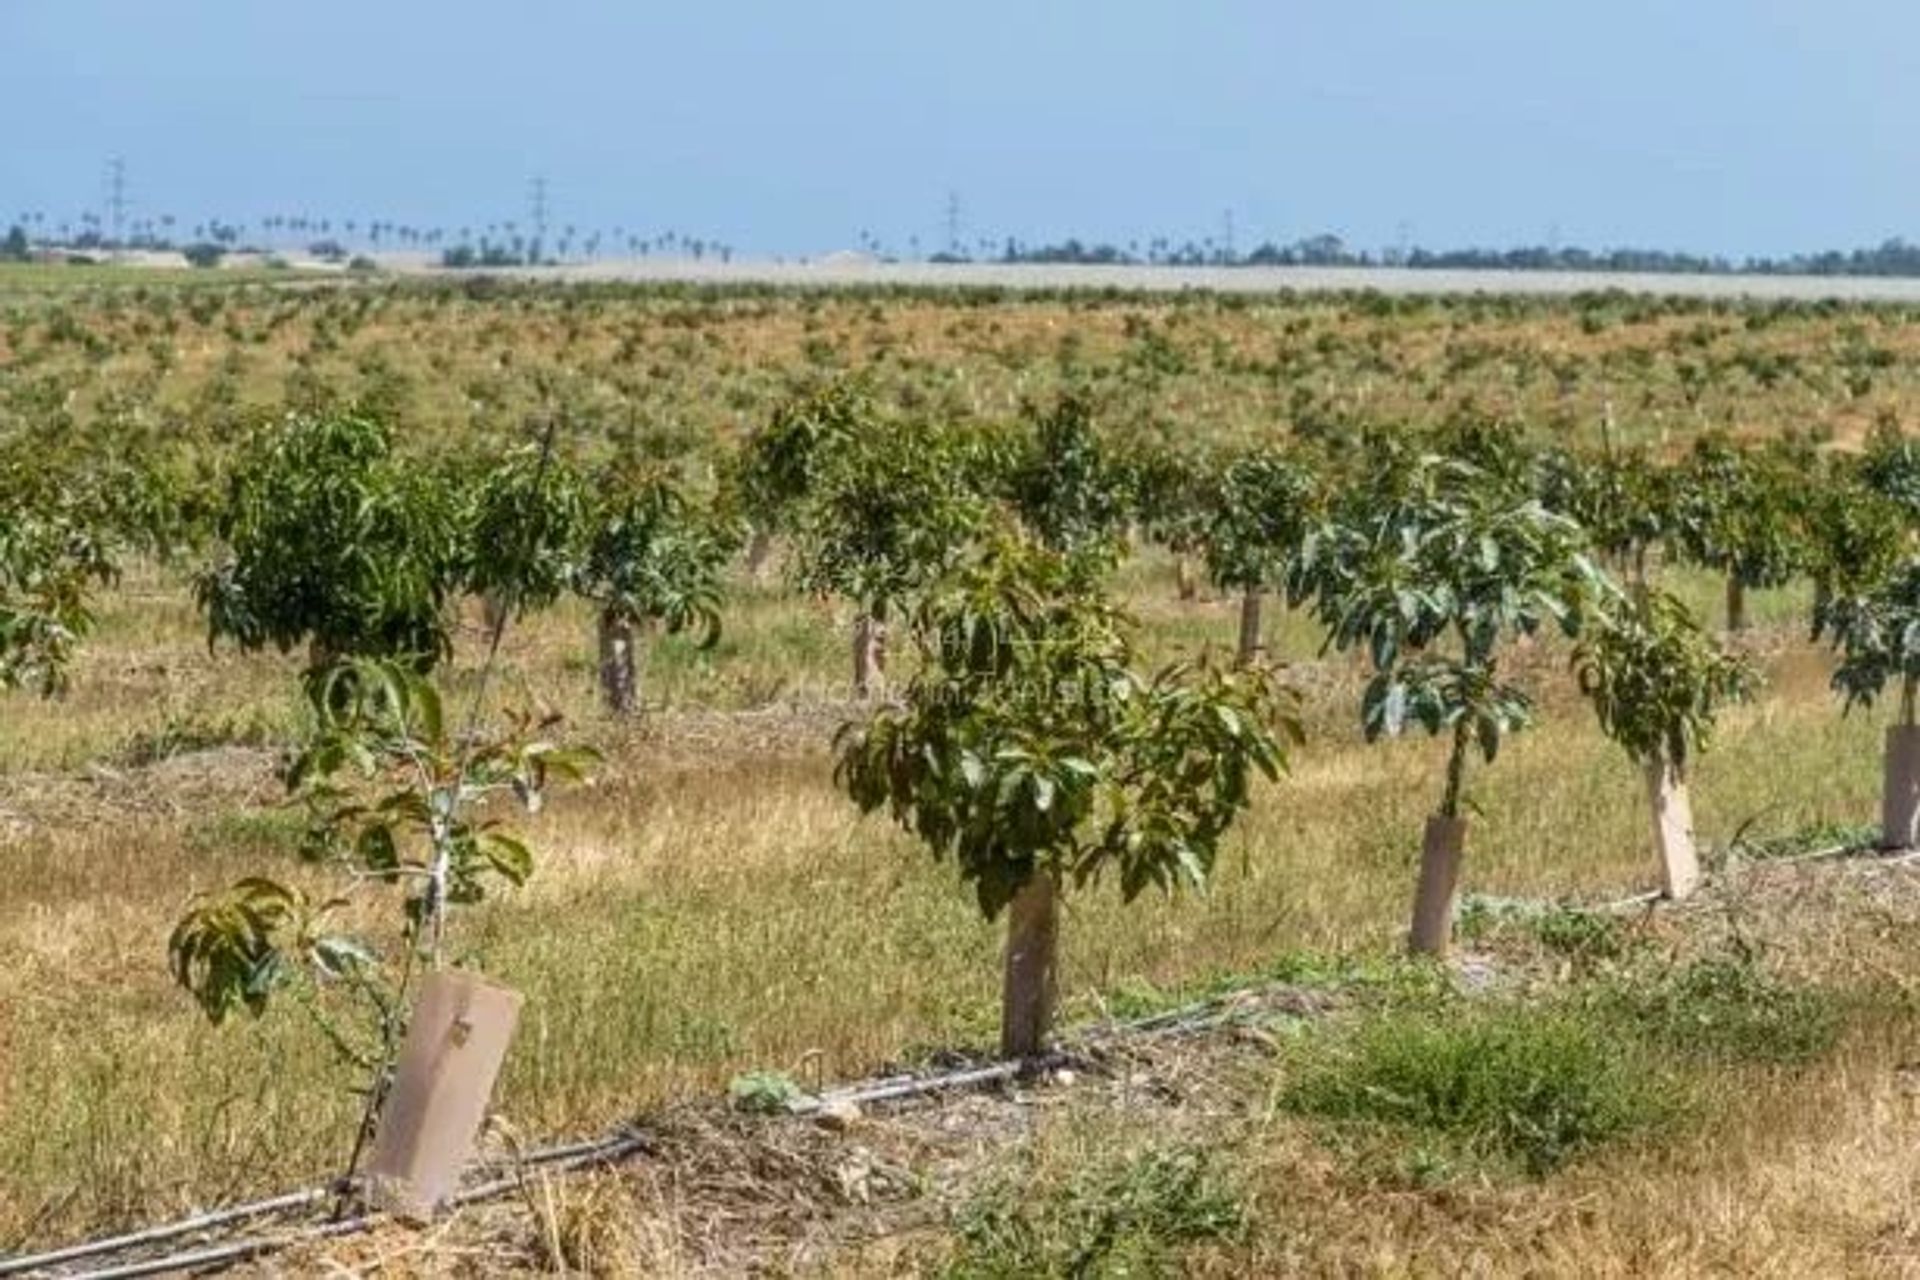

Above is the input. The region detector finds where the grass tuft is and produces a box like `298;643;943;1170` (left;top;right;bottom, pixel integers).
945;1143;1245;1279
1279;1005;1677;1176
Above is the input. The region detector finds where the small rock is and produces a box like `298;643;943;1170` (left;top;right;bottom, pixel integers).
814;1099;863;1131
1051;1068;1078;1088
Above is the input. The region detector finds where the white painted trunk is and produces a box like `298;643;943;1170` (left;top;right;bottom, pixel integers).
597;611;637;716
1408;815;1468;957
1645;755;1700;899
745;527;775;583
852;614;886;700
1882;725;1920;851
1236;589;1264;667
1000;872;1060;1059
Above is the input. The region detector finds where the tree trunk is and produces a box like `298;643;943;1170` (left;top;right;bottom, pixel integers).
1645;753;1700;899
307;637;339;673
1408;814;1468;957
852;614;886;700
481;592;509;640
1882;724;1920;851
1175;554;1198;602
1725;574;1747;633
1236;589;1264;667
745;527;775;584
598;610;637;716
1000;872;1060;1059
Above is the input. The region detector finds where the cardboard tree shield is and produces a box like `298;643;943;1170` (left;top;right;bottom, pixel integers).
367;970;523;1221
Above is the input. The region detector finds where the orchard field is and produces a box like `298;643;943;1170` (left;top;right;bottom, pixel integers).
8;268;1920;1275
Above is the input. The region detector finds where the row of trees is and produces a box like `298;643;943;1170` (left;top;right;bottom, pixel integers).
14;392;1920;1059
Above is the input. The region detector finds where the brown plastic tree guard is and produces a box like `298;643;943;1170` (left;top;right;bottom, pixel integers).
1645;755;1700;899
1000;872;1059;1058
1408;814;1467;956
367;971;523;1222
1882;725;1920;851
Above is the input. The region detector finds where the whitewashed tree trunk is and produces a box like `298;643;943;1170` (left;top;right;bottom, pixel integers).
745;527;775;584
1236;589;1264;667
598;610;637;716
1645;754;1700;899
1000;872;1059;1059
852;614;886;700
1882;724;1920;851
1408;815;1468;957
1175;554;1198;602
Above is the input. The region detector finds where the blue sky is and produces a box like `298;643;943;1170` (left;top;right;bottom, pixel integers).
3;1;1915;257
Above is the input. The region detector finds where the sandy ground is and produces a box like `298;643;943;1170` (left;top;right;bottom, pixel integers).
81;248;1920;302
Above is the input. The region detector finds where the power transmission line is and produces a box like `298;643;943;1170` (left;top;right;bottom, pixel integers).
106;156;127;256
528;176;548;264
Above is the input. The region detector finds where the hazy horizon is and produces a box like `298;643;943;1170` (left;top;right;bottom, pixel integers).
6;0;1916;259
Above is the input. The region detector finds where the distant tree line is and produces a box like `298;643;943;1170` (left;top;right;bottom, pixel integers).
983;234;1920;279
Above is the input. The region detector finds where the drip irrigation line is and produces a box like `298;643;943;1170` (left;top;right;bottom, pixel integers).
0;1130;648;1279
0;1186;346;1278
33;851;1864;1279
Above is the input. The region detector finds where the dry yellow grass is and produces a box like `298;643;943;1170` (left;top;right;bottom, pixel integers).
7;279;1920;1272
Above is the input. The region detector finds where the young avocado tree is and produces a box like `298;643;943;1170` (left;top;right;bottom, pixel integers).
1201;446;1323;667
1311;446;1603;956
996;391;1133;570
1858;422;1920;529
728;379;868;582
0;502;114;696
1573;589;1755;898
461;440;584;641
1672;434;1805;633
195;410;465;671
790;420;986;698
170;659;595;1179
571;466;729;716
1804;463;1908;638
1539;443;1676;587
835;533;1298;1056
1819;557;1920;849
1121;441;1211;602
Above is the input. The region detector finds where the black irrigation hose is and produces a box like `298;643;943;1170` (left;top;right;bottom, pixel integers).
20;886;1754;1279
0;1131;649;1279
2;982;1281;1278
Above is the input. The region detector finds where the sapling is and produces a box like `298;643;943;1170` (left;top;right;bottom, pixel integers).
835;532;1298;1057
729;378;868;581
995;391;1133;568
1574;589;1755;897
790;419;986;698
195;410;465;670
1671;434;1806;633
1118;441;1210;602
1539;443;1675;586
170;658;596;1178
1820;558;1920;849
1200;446;1322;666
0;502;112;697
1310;446;1602;955
461;438;584;638
571;467;728;716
